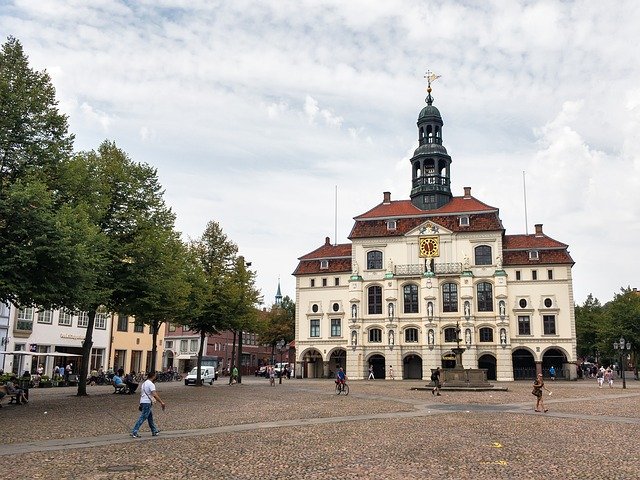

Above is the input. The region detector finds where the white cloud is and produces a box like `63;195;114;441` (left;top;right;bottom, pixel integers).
3;0;640;304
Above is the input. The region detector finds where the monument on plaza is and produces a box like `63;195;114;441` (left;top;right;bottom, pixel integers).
437;321;496;390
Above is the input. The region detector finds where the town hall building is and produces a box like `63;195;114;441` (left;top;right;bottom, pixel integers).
293;83;577;381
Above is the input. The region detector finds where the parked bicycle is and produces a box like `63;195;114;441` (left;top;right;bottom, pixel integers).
335;381;349;395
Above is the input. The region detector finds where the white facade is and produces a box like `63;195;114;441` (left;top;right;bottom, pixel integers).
2;305;112;376
294;94;576;382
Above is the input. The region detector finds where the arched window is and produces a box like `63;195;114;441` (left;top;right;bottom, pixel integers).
368;285;382;314
405;328;418;343
403;284;419;313
368;328;382;343
367;250;383;270
477;282;493;312
479;327;494;342
444;327;458;342
442;283;458;312
474;245;492;265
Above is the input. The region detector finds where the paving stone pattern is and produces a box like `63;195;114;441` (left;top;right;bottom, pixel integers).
1;377;638;479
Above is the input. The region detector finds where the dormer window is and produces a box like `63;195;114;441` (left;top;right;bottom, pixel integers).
529;250;539;260
320;260;329;269
387;220;397;231
459;215;470;227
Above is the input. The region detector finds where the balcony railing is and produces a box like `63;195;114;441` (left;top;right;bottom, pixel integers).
394;262;463;276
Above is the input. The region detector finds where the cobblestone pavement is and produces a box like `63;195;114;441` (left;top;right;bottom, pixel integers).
1;377;639;479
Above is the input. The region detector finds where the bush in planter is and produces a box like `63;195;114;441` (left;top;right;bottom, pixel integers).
39;375;52;387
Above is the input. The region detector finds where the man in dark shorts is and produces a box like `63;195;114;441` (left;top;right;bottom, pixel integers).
431;367;442;396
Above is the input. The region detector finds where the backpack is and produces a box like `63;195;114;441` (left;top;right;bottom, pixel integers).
430;372;437;381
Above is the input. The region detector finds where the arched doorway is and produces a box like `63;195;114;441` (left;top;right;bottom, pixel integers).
329;349;347;377
512;348;536;379
301;349;323;378
478;354;497;380
165;350;175;370
368;354;386;379
542;348;567;379
403;354;423;379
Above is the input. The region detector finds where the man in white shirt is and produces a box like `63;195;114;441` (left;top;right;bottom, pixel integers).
130;371;166;438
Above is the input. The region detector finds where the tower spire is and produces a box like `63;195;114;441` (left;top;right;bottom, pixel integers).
275;277;282;305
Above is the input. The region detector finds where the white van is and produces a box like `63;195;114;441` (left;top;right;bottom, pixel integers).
184;366;217;386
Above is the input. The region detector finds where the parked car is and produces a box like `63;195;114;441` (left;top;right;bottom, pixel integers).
184;366;217;385
255;366;268;377
274;363;290;375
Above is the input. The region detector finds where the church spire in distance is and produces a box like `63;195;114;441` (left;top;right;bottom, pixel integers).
409;70;453;210
275;277;282;305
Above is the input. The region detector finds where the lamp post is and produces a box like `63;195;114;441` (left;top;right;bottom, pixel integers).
613;336;632;389
277;339;285;384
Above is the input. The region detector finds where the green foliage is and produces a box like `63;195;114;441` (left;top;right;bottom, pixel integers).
259;295;295;347
0;36;86;308
575;288;640;365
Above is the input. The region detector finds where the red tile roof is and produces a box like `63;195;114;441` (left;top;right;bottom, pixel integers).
292;258;352;276
354;196;497;220
503;234;567;250
349;213;503;239
503;250;574;266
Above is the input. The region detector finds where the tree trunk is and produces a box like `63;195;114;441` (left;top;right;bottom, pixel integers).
229;330;237;385
196;330;205;386
236;329;243;384
77;309;96;396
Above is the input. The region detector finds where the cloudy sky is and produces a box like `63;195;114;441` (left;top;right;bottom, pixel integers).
2;0;639;306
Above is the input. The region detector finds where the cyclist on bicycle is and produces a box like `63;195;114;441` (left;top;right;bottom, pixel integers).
335;367;347;388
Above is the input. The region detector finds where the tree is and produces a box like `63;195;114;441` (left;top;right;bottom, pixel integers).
58;140;179;395
0;36;89;308
259;295;295;362
184;221;238;386
228;256;261;384
575;294;604;360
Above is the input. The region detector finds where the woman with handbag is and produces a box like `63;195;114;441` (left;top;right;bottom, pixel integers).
532;373;550;412
130;371;166;438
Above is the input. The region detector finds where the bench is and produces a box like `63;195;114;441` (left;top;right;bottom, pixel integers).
113;383;129;394
67;374;78;386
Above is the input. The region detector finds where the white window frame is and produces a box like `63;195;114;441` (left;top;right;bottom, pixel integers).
529;250;539;260
320;260;329;269
59;310;73;326
37;309;53;324
77;312;89;328
459;215;470;226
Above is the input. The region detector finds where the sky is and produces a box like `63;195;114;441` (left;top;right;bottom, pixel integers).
2;0;639;306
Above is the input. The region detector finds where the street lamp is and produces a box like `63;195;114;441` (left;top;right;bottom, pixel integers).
613;336;632;389
277;339;285;384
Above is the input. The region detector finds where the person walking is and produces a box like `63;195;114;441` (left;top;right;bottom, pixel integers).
605;368;614;388
268;366;275;386
368;365;375;380
532;373;550;412
231;365;239;384
596;367;604;388
131;371;166;438
549;365;556;381
431;367;442;396
389;365;395;380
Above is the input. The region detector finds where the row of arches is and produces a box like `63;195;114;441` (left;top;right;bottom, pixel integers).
298;347;569;381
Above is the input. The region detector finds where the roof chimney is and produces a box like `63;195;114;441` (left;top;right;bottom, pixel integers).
534;224;543;237
383;191;391;204
463;187;471;198
325;236;331;245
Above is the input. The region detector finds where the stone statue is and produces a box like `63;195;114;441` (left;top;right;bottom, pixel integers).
500;329;507;345
496;254;503;269
388;302;394;318
351;330;358;346
387;258;394;274
428;329;434;345
464;301;470;317
465;329;471;345
427;302;433;317
499;301;506;317
463;254;470;270
351;304;357;319
389;330;395;345
352;260;359;275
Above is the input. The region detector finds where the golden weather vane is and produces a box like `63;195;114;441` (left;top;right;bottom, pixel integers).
424;69;441;92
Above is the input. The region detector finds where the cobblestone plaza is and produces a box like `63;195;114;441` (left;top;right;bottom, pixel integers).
1;378;638;479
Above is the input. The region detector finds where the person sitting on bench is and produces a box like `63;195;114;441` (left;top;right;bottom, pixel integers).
124;371;139;394
6;376;28;404
113;369;128;394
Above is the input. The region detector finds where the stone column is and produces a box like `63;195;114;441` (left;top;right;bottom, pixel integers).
323;361;330;379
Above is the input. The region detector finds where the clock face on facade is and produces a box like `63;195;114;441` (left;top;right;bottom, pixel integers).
419;236;440;258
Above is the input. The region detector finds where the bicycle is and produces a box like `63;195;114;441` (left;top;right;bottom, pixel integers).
335;381;349;395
